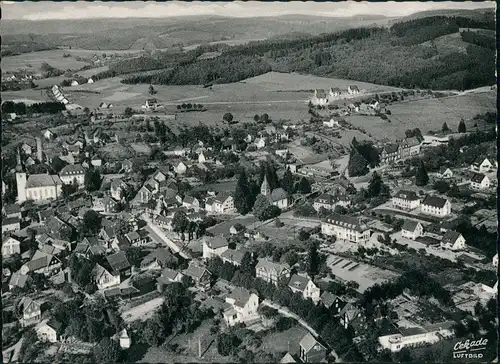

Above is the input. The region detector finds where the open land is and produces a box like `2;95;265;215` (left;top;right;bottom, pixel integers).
1;50;90;74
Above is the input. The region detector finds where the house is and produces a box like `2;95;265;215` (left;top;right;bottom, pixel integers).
71;80;79;86
321;213;370;243
59;164;86;186
202;236;229;259
437;167;453;179
92;263;121;290
275;149;289;159
20;250;62;276
182;262;212;291
17;173;63;203
441;231;466;251
399;137;421;159
124;229;150;247
311;89;329;106
323;118;341;128
254;138;266;149
119;329;131;349
182;196;200;211
401;220;424;240
21;143;33;155
314;194;336;211
339;303;368;333
2;236;22;257
319;292;346;314
37;319;63;342
174;161;188;175
470;173;490;190
223;287;260;326
378;321;454;352
43;129;55;140
140;248;178;270
392;190;420;211
143;98;158;110
91;156;102;167
110;179;128;201
421;195;451;217
288;274;321;303
493;253;498;268
255;259;291;285
205;193;235;214
261;176;289;209
470;157;493;173
220;248;248;266
198;150;214;164
9;271;31;290
380;144;400;165
2;217;20;233
280;352;297;363
106;251;132;280
19;297;42;326
121;160;133;173
157;268;184;291
299;333;327;363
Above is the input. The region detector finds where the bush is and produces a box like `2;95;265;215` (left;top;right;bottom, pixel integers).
275;317;295;332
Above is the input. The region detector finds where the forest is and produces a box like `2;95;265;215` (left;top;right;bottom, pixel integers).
118;14;494;90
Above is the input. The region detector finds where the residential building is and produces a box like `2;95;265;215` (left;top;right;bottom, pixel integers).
21;143;33;155
421;195;451;217
174;161;188;175
43;129;55;140
106;251;132;280
347;85;360;95
221;248;248;267
2;217;20;233
339;303;368;333
205;193;235;214
470;173;490;190
9;272;31;290
255;258;291;285
311;89;329;106
392;190;420;210
254;137;266;149
20;250;62;276
140;248;178;270
182;196;200;211
223;287;260;326
399;137;421;158
37;319;63;342
202;236;229;259
125;229;150;247
16;172;63;203
110;179;128;201
288;274;321;303
59;164;86;186
157;268;184;291
380;144;400;165
198;150;214;163
143;98;158;110
92;263;120;290
314;193;336;211
401;220;424;240
440;231;466;251
437;167;453;179
119;329;131;349
493;253;498;268
182;262;212;291
319;292;347;315
470;157;493;173
321;213;370;243
280;353;297;363
19;297;42;327
2;236;21;257
299;333;327;363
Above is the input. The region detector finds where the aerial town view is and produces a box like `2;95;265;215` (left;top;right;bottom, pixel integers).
1;1;497;363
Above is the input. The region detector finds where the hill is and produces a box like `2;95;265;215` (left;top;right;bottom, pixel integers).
391;7;495;24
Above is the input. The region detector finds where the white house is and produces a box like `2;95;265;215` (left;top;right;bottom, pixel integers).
198;151;214;164
314;193;336;211
299;333;327;363
347;85;360;95
470;157;493;173
143;98;158;110
205;193;235;214
470;173;490;190
16;172;63;203
87;78;94;84
36;320;62;343
202;236;229;259
59;164;86;186
174;161;188;175
71;80;79;86
182;196;200;211
288;274;321;303
2;217;20;234
119;329;131;349
321;213;371;243
19;297;42;327
401;220;423;240
91;263;120;290
2;236;21;257
223;287;260;326
255;259;290;285
392;190;420;211
437;167;453;179
440;231;466;251
110;179;128;201
421;195;451;217
323;118;340;128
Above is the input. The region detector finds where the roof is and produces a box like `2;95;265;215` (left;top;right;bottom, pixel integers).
3;204;21;215
382;143;399;154
394;190;419;201
402;220;421;232
142;248;177;266
471;173;487;183
349;85;359;91
46;319;63;333
183;263;210;280
323;213;369;233
60;164;86;176
161;267;181;281
320;291;338;308
300;333;324;352
280;353;297;363
270;188;288;202
399;326;428;336
25;174;62;188
9;272;30;288
442;231;462;245
401;137;420;148
220;249;247;265
2;217;20;226
288;274;311;292
214;192;232;204
106;251;131;273
126;231;140;241
205;236;229;249
422;195;448;208
227;287;253;308
315;89;327;98
256;259;290;274
315;193;336;205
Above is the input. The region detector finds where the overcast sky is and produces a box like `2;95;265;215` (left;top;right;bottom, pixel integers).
1;1;495;21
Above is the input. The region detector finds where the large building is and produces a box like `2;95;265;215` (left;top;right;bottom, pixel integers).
59;164;86;186
321;213;370;243
392;190;420;211
261;176;289;209
421;195;451;217
17;173;63;203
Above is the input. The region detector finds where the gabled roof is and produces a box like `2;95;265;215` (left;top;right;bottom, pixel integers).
402;220;421;232
60;164;85;176
25;174;62;188
160;267;182;281
382;143;399;154
106;251;130;273
323;213;369;233
280;352;297;363
92;263;113;279
220;248;247;265
227;287;254;308
300;333;324;353
442;231;462;246
183;263;210;280
471;173;487;183
3;204;21;215
320;291;338;309
394;190;419;201
214;192;232;204
2;217;20;226
270;188;288;202
256;259;290;274
315;193;336;205
288;274;311;292
422;195;448;208
400;137;420;148
205;236;229;249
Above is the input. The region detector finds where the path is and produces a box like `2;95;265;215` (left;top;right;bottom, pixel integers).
2;338;23;363
262;300;340;362
121;296;165;323
141;214;191;259
161;99;308;106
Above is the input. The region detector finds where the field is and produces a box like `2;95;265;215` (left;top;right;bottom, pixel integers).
1;50;90;74
76;65;109;78
130;143;153;155
421;32;469;55
346;90;496;140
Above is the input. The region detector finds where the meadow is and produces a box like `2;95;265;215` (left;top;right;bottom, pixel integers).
1;50;90;74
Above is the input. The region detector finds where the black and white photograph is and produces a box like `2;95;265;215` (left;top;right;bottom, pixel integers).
0;1;497;363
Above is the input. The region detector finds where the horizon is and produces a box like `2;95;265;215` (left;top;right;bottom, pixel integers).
1;1;495;21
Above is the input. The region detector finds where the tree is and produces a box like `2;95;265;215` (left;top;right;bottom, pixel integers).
125;247;145;268
252;194;270;221
282;250;299;266
83;107;90;116
441;122;449;132
172;211;189;238
348;149;369;177
458;119;467;133
61;180;79;199
124;107;134;118
222;112;234;123
93;337;121;363
82;210;102;235
433;180;450;193
51;156;68;172
143;318;166;346
296;177;312;194
234;170;253;215
280;168;294;195
217;333;241;356
84;283;97;294
148;84;157;95
84;168;102;192
306;241;320;278
253;114;260;122
415;162;429;186
261;205;281;221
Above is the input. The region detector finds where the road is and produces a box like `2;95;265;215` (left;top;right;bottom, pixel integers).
262;300;340;362
161;99;309;106
121;297;165;323
142;214;191;259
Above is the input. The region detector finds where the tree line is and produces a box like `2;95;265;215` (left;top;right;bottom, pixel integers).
2;101;66;115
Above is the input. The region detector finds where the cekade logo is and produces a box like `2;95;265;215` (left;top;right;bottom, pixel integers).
452;338;488;359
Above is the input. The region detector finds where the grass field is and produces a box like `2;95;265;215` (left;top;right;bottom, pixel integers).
2;50;90;74
76;65;109;78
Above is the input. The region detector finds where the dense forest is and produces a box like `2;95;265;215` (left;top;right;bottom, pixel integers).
118;14;494;90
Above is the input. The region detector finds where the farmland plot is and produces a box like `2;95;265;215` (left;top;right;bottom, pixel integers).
2;50;90;73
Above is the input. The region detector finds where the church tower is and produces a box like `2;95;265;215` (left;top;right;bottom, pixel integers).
261;175;271;196
16;172;27;203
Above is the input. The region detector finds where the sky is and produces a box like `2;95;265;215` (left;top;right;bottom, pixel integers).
1;1;495;21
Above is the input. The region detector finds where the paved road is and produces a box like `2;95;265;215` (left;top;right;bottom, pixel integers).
142;214;191;259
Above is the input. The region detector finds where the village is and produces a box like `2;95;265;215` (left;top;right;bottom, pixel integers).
1;75;498;363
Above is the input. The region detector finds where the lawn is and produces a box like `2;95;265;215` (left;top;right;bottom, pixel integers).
261;325;307;357
130;143;153;155
2;50;90;74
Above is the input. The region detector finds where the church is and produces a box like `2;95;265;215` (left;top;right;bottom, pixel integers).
261;175;289;209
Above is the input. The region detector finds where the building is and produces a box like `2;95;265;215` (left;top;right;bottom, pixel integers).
19;297;42;327
380;144;400;165
106;251;132;280
319;292;346;314
157;268;184;291
254;138;266;149
401;220;423;240
421;195;451;217
205;193;235;214
2;217;20;233
321;213;370;243
174;161;188;175
182;262;212;291
43;129;55;140
143;98;158;110
470;173;490;190
392;190;420;211
470;157;493;173
261;176;289;209
299;333;327;363
92;263;120;290
119;329;131;349
399;137;421;159
3;203;21;219
255;259;290;285
182;196;200;211
110;179;128;201
221;248;248;266
311;89;330;106
280;353;297;363
437;167;453;179
59;164;86;186
493;253;498;268
378;321;454;352
37;319;63;342
288;274;321;303
223;287;260;326
347;85;360;95
313;193;337;211
202;236;229;259
16;173;63;203
441;231;466;251
2;236;21;257
198;150;214;164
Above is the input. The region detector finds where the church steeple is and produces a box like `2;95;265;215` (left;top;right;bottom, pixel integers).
261;175;271;196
